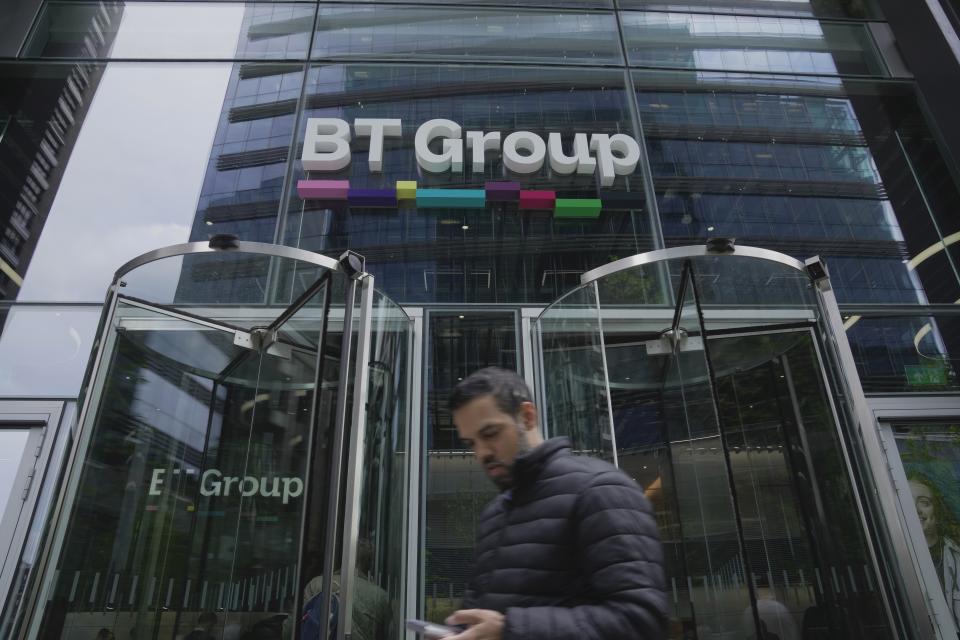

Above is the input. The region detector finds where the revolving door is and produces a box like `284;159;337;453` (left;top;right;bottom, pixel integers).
12;242;412;640
533;245;924;640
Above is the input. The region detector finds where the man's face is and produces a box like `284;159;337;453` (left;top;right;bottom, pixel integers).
910;479;938;539
453;395;533;490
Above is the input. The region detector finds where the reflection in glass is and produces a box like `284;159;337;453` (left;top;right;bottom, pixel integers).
536;254;898;638
845;315;960;394
25;2;314;60
312;6;621;65
285;64;651;304
894;423;960;629
536;284;615;459
617;0;882;19
622;12;886;76
16;62;235;302
711;329;892;639
0;430;31;521
635;69;960;304
423;312;514;622
191;63;306;244
33;299;321;639
0;305;102;397
346;292;411;640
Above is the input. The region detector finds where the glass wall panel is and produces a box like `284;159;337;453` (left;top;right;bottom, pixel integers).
710;329;893;639
190;63;306;244
25;2;314;60
616;0;883;20
311;6;621;65
285;64;651;305
0;305;101;397
423;311;514;622
324;0;615;6
622;12;886;76
845;314;960;394
347;291;410;640
893;421;960;631
1;62;301;303
634;70;960;304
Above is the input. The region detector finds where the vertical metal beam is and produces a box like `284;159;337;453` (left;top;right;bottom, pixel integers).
338;275;375;640
292;278;332;639
404;309;424;640
813;272;931;639
592;281;619;467
317;276;360;640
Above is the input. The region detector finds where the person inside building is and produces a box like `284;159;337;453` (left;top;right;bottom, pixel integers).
908;472;960;625
445;367;667;640
183;612;218;640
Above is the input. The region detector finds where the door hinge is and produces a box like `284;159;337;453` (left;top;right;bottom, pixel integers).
21;470;35;500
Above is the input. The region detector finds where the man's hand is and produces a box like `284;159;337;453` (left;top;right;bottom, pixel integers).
445;609;505;640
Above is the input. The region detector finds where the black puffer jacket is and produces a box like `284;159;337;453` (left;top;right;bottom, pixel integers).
462;437;667;640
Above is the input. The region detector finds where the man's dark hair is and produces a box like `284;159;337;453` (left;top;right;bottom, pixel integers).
449;367;532;415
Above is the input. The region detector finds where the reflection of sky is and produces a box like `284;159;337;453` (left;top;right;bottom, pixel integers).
18;62;235;301
109;2;246;59
0;430;30;519
0;307;102;395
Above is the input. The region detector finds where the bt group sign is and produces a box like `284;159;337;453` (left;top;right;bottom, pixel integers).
301;118;641;186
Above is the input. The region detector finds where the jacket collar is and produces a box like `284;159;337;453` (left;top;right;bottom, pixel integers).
511;437;571;489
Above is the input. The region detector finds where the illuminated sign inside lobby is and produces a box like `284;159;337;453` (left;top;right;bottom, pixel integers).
149;468;303;504
296;118;645;218
301;118;640;185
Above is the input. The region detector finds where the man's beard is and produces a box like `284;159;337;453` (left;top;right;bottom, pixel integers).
485;422;531;491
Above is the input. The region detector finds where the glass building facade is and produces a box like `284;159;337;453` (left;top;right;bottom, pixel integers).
1;1;959;639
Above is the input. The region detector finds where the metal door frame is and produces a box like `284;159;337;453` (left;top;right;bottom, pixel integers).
0;401;66;615
530;243;936;640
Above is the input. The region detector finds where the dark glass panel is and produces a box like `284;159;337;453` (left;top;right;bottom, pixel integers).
423;311;515;622
616;0;883;20
635;69;960;304
709;330;894;639
846;314;960;394
285;64;652;305
190;63;306;245
312;5;621;65
323;0;615;6
25;2;314;60
622;12;886;76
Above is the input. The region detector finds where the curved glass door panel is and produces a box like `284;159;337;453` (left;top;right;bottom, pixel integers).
658;262;755;638
342;290;412;640
535;248;898;640
20;246;341;640
532;283;614;461
118;248;334;330
31;296;323;639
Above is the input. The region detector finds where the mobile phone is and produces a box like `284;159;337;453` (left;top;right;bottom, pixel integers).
405;619;462;638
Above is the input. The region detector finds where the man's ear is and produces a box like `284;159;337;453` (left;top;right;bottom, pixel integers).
519;401;538;431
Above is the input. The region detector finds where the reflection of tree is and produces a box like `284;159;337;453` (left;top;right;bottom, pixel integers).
596;254;666;306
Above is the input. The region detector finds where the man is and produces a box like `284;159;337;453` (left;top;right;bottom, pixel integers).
183;612;217;640
445;367;667;640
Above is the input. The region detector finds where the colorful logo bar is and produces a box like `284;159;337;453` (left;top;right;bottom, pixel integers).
296;180;643;219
